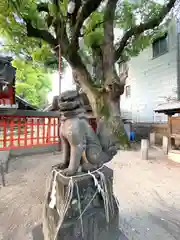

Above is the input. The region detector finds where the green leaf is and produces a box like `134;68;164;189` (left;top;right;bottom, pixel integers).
83;11;104;48
13;59;52;107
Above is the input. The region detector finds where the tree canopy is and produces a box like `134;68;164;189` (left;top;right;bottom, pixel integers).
0;0;177;89
0;0;178;144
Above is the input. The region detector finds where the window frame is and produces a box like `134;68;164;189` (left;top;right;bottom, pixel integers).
125;85;131;98
152;33;168;58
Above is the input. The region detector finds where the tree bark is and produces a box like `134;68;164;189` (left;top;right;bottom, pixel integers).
101;93;130;147
71;67;100;118
92;47;104;86
72;66;129;147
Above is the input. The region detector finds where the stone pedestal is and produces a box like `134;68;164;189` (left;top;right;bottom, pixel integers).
42;166;119;240
141;139;149;160
0;150;10;186
149;132;155;146
162;136;168;154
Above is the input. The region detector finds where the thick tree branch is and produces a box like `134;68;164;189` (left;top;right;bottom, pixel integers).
37;3;53;28
92;46;104;83
71;0;103;49
115;0;176;62
66;52;99;96
80;21;104;37
103;0;118;85
37;3;49;13
80;15;121;37
25;19;57;47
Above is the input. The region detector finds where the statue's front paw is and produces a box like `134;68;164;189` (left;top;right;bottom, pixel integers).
62;168;76;176
58;163;68;170
52;163;67;170
82;163;98;172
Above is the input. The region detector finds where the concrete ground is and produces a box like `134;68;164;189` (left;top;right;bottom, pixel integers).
0;148;179;240
109;148;180;240
0;152;60;240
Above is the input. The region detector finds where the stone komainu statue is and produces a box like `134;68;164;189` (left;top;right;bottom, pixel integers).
43;91;120;240
53;90;119;176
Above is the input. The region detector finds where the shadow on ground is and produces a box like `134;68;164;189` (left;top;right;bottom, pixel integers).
32;224;44;240
32;223;128;240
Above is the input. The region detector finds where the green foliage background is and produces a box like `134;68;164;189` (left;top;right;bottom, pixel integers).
13;59;52;107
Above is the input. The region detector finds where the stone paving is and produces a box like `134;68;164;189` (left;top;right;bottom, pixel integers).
109;148;180;240
0;152;60;240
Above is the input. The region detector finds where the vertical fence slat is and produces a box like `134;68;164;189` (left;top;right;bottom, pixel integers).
46;117;51;144
57;118;61;151
31;119;34;145
37;119;40;145
53;118;56;143
3;118;7;148
42;118;46;144
24;118;28;147
17;118;21;146
55;118;58;141
10;118;14;147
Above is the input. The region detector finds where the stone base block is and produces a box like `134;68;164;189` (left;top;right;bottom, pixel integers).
42;165;119;240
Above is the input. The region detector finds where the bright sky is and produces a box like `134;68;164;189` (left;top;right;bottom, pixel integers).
48;64;76;103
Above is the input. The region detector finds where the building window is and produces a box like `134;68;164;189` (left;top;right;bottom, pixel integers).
152;34;168;58
125;85;131;98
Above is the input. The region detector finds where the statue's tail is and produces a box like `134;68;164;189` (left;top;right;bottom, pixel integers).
96;119;120;160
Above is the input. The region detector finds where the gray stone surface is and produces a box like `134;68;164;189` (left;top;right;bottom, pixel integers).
56;90;118;176
0;150;10;171
0;151;10;186
10;144;59;157
1;150;179;240
32;223;128;240
42;166;120;240
110;149;180;240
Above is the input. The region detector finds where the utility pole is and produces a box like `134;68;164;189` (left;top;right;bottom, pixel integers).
177;20;180;101
54;44;62;151
58;45;62;96
54;44;62;96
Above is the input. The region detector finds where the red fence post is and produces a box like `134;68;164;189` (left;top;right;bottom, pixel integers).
46;117;51;144
37;118;40;145
53;118;56;144
30;118;34;146
24;118;28;147
9;118;14;147
17;118;21;147
42;118;46;144
3;119;7;148
57;118;61;151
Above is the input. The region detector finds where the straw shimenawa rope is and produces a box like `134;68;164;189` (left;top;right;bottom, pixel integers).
43;165;115;240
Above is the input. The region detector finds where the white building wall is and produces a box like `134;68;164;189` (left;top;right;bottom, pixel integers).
121;20;178;123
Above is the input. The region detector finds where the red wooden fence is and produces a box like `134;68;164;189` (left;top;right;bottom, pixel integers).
0;110;97;151
0;116;59;150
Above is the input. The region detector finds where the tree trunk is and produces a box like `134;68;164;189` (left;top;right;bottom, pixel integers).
72;67;100;117
97;93;130;147
72;63;129;147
